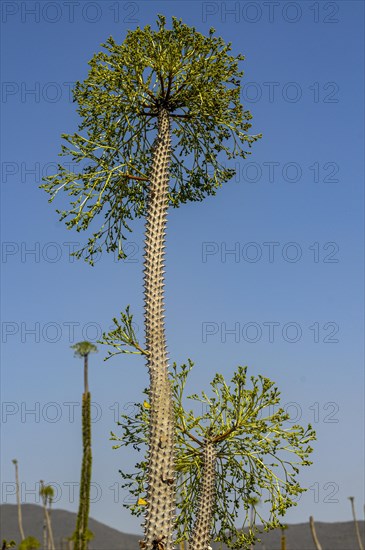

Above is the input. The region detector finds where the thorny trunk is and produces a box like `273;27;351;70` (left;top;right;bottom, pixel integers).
83;394;92;549
141;108;175;550
14;461;25;541
74;392;92;550
309;516;322;550
189;440;216;550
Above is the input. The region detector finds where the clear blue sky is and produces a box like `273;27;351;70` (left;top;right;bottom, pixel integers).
1;0;364;537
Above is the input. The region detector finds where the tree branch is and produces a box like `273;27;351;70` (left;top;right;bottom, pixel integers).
212;422;239;444
170;113;192;119
121;173;149;182
158;72;165;97
165;73;173;101
131;340;150;356
177;423;203;447
139;111;159;117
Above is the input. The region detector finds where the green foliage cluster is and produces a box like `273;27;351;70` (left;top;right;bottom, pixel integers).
41;15;261;264
111;361;316;548
18;538;40;550
40;482;54;504
99;307;148;358
71;341;98;358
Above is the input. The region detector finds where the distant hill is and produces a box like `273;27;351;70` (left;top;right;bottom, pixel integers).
0;504;139;549
1;504;364;549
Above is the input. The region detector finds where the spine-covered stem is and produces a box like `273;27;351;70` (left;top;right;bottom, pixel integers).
82;392;92;547
74;391;92;550
189;440;216;550
142;107;175;550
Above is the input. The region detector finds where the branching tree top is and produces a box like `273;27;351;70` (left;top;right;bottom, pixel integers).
41;15;261;264
112;361;316;549
71;341;98;358
39;482;55;503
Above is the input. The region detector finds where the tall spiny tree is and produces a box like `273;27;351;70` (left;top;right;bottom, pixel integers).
42;16;261;549
71;342;97;550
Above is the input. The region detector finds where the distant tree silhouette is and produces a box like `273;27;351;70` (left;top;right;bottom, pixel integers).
309;516;322;550
12;459;25;541
348;496;364;550
39;481;55;550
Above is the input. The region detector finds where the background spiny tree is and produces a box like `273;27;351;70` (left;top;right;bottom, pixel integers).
110;360;316;549
39;481;55;550
42;15;260;550
12;459;25;543
309;516;322;550
70;342;97;550
348;496;364;550
247;496;260;550
279;524;288;550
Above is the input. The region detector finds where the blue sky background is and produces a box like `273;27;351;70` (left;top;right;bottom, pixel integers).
1;0;364;537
